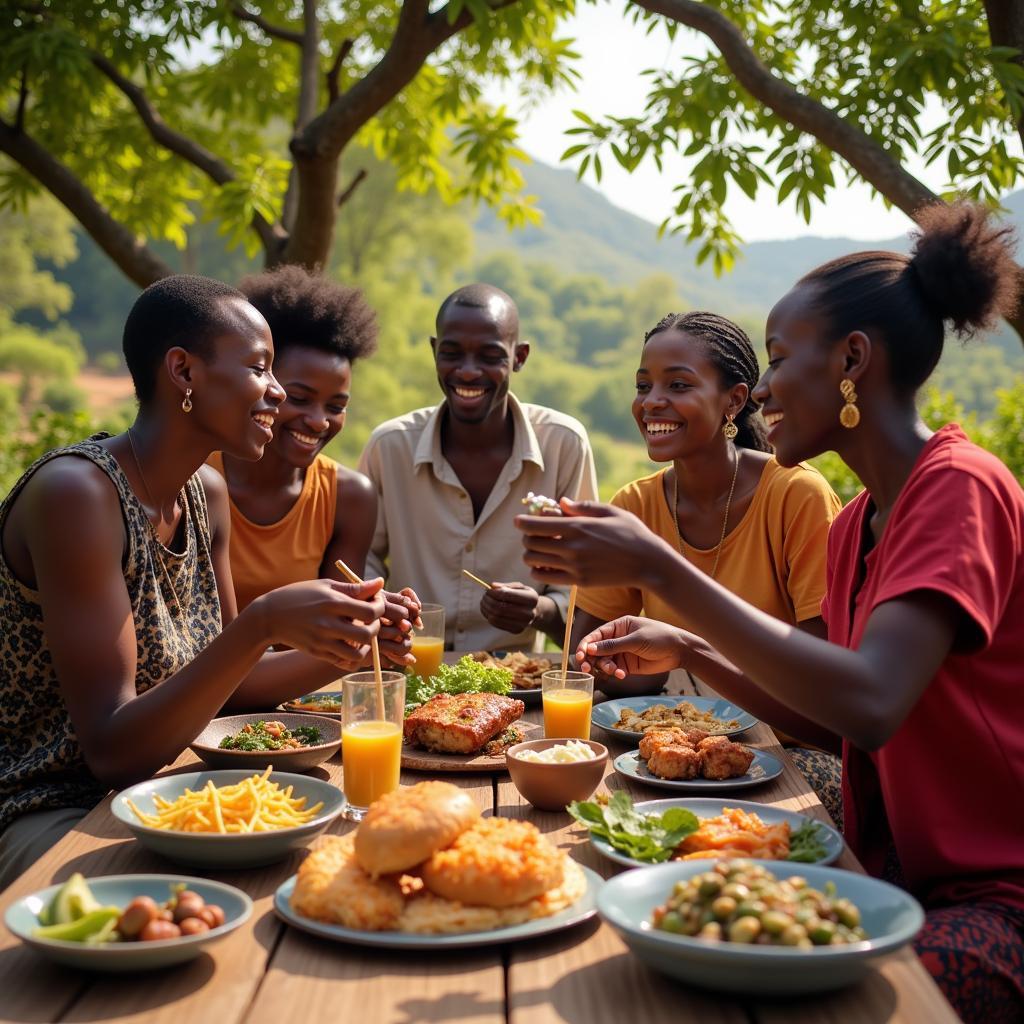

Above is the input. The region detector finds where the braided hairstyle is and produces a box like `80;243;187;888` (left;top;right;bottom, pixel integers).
644;311;771;452
799;201;1019;397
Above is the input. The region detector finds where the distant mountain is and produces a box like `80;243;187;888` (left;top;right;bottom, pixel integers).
475;159;1024;361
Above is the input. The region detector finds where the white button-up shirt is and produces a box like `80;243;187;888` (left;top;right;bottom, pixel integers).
358;394;598;651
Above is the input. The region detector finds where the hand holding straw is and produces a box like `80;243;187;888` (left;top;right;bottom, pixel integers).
334;558;384;718
462;568;494;590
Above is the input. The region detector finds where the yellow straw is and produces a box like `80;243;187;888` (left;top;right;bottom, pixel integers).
560;585;578;684
334;558;385;718
461;568;493;590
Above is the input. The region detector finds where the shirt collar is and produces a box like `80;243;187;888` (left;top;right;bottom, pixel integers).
412;393;545;472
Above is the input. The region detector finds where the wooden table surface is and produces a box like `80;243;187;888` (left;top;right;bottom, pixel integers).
0;668;957;1024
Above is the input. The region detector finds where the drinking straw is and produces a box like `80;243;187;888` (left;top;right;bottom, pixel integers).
334;558;385;718
461;568;494;590
560;585;578;684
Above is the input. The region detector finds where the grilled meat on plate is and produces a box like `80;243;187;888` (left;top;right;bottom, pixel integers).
403;693;525;754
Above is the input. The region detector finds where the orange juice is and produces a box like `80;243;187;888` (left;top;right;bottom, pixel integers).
543;688;593;739
410;636;444;679
342;720;402;807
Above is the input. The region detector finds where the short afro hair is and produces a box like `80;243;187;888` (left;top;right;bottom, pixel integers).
122;274;250;404
238;265;378;365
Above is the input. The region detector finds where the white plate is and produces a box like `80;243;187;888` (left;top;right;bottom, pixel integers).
273;864;602;949
586;797;843;868
614;748;784;791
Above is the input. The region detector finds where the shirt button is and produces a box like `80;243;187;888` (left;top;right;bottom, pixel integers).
465;542;474;552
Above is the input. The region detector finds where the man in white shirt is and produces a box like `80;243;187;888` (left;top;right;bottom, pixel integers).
359;284;598;652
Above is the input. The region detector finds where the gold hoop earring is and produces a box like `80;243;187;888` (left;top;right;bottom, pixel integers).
839;378;859;429
182;387;193;414
722;417;739;440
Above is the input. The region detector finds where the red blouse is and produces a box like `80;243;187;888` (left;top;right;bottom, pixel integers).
823;425;1024;911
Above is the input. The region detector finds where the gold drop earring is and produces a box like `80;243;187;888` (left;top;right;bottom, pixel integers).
182;387;193;413
839;379;859;429
722;415;738;440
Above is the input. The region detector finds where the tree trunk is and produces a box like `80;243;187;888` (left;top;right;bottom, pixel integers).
277;154;339;268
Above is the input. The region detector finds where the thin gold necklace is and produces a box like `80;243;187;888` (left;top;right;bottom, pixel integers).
671;447;741;580
126;427;186;616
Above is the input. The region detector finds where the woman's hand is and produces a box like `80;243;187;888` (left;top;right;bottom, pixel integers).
378;586;422;667
515;499;678;588
255;578;386;670
575;616;691;679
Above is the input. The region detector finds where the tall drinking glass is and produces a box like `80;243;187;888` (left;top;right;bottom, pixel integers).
341;670;405;820
410;603;445;680
542;670;594;739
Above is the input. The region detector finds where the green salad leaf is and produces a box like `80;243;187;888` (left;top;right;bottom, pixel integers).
787;820;830;863
404;655;513;714
567;791;700;863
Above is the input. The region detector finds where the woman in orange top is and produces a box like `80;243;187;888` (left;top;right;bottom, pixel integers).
572;312;842;815
209;266;418;660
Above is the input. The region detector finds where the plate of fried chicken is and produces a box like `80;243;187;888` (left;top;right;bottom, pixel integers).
614;727;784;792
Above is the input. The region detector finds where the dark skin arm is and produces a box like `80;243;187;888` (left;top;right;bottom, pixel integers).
569;607;668;697
318;465;420;668
480;582;563;644
22;459;385;788
518;500;962;751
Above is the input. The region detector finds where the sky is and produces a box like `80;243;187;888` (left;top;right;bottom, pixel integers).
485;3;940;243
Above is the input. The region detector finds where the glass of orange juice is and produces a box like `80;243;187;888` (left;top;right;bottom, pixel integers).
341;670;405;820
410;603;445;680
542;670;594;739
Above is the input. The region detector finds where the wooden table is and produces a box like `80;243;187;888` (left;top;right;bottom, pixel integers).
0;670;956;1024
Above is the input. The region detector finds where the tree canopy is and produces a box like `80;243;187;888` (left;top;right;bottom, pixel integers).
564;0;1024;339
1;0;577;284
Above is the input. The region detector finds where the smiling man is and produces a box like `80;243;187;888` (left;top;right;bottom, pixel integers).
359;284;598;652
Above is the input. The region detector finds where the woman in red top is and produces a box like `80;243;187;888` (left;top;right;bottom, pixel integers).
515;203;1024;1022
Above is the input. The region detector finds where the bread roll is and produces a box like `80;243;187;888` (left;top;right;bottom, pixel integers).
354;781;480;876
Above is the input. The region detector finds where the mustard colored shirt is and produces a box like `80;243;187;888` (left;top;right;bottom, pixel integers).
207;451;338;612
578;459;841;629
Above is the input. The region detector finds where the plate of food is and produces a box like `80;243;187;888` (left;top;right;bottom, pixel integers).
402;656;539;770
614;744;783;792
274;781;601;948
569;793;842;869
111;768;345;867
470;651;553;704
592;695;757;740
598;859;924;994
190;713;340;772
4;872;251;971
281;691;343;717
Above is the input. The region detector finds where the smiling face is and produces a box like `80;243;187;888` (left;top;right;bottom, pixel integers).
431;300;528;424
754;284;847;466
263;346;351;468
187;297;285;460
632;330;747;461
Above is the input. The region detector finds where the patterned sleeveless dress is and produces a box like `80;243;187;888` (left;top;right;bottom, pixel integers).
0;436;222;830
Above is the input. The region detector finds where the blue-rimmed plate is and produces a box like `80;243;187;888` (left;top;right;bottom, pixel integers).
587;797;843;869
592;696;757;740
598;860;924;994
4;874;251;971
614;748;784;791
273;864;602;949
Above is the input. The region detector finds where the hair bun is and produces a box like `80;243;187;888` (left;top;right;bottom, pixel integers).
908;201;1020;338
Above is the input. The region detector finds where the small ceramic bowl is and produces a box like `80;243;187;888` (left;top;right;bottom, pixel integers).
506;738;608;811
5;874;251;971
189;713;341;772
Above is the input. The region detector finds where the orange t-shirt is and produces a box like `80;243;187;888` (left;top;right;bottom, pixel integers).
578;459;841;629
207;452;338;612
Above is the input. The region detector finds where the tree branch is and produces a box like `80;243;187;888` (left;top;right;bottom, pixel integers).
0;118;173;286
982;0;1024;152
630;0;940;221
336;168;367;207
326;38;354;105
281;0;321;237
230;3;303;45
89;53;286;257
15;67;28;131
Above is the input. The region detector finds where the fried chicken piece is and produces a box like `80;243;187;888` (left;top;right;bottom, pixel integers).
638;728;689;760
698;735;755;780
646;743;702;780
